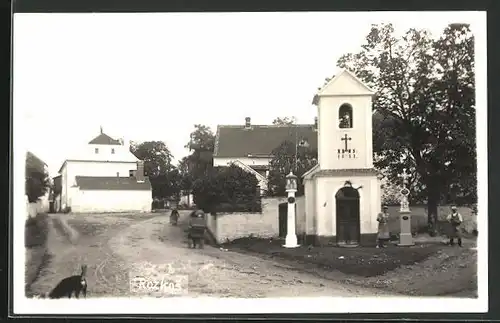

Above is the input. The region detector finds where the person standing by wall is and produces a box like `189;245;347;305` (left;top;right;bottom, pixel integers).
447;205;463;247
376;205;391;248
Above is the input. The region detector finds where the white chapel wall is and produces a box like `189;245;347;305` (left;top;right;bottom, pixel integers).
315;176;379;237
304;179;316;235
318;95;373;170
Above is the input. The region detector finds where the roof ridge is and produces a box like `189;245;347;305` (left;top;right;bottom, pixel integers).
217;124;314;128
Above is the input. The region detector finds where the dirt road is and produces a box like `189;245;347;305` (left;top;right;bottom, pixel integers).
30;212;397;298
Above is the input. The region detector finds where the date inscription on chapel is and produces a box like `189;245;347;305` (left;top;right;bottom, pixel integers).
337;134;357;159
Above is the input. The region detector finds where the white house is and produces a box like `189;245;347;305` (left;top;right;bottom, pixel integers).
302;69;382;247
57;128;152;213
213;117;318;195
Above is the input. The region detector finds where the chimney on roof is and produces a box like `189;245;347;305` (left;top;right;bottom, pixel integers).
314;117;318;131
136;160;145;183
245;117;251;129
100;126;103;134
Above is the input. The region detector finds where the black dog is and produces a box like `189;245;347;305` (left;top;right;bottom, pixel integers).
48;265;87;299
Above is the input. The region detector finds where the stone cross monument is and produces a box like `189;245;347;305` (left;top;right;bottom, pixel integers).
397;168;415;246
283;172;300;248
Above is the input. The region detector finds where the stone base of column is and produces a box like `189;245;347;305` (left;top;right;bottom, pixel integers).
397;233;415;246
283;235;299;248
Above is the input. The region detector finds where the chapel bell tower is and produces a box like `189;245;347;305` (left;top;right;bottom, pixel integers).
313;69;376;170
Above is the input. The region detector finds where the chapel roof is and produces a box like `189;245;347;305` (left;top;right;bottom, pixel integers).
75;176;152;191
213;124;318;158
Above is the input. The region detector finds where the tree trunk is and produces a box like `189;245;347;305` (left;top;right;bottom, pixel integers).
427;181;440;236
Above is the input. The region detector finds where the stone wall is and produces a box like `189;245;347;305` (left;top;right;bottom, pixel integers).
207;196;305;244
26;195;49;219
204;201;478;244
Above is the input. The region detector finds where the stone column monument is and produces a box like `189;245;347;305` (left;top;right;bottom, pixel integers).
283;172;300;248
398;168;415;246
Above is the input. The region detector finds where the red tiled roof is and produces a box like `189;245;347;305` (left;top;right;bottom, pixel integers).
88;133;122;145
214;125;318;158
75;176;152;191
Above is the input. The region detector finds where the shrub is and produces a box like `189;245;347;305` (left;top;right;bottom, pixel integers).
25;213;49;248
25;152;50;203
192;165;262;213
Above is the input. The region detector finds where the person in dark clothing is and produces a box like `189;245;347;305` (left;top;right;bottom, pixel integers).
447;205;463;247
187;210;206;248
170;208;179;225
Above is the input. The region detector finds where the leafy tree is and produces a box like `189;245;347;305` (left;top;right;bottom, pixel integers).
130;141;173;177
192;165;261;213
267;140;318;197
130;141;180;200
181;124;216;187
178;156;193;193
272;117;295;125
25;152;50;203
336;23;475;228
150;168;182;202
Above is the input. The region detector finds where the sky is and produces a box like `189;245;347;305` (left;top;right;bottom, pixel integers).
13;11;485;177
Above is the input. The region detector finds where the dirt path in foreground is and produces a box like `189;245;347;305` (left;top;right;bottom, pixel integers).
29;213;398;298
108;214;397;298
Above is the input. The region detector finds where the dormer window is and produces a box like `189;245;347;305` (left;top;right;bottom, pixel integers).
95;148;99;154
111;148;115;154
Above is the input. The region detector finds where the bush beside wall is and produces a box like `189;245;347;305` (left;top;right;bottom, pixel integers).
25;213;50;295
192;165;262;213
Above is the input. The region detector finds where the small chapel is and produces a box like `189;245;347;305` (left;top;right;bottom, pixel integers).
302;69;382;247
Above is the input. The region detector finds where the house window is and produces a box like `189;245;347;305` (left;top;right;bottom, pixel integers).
339;103;353;128
95;148;99;154
111;148;115;154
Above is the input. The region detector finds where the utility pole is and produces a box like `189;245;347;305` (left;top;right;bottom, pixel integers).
294;116;298;173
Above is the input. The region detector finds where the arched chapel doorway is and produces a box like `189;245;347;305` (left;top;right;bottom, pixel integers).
335;186;360;246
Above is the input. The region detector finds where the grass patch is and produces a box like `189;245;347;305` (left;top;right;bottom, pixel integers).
25;250;52;297
25;214;49;248
224;236;477;297
25;213;51;296
224;237;440;277
341;248;478;297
